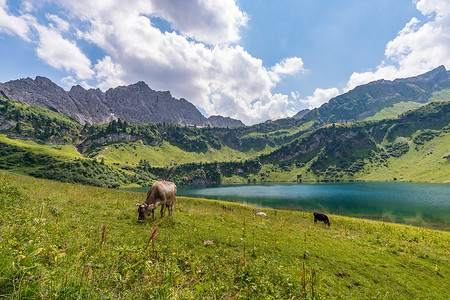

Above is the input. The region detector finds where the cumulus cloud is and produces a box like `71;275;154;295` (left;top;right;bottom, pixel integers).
94;56;126;90
269;57;305;83
346;0;450;91
299;88;339;109
151;0;248;44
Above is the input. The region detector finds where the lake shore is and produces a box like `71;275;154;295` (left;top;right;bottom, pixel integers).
170;182;450;231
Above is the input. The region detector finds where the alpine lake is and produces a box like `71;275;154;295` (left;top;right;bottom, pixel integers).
128;182;450;231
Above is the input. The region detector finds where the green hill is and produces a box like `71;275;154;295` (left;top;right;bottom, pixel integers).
0;172;448;298
255;100;450;183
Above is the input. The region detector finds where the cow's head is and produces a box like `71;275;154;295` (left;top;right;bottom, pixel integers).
136;203;154;222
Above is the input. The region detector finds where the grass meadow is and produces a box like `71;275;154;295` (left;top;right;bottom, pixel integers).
0;171;449;299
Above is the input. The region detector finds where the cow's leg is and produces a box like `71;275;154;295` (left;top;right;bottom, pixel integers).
160;196;167;218
151;209;155;221
170;196;176;217
168;203;173;217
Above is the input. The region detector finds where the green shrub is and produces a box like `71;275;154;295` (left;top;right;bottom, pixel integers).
385;141;410;157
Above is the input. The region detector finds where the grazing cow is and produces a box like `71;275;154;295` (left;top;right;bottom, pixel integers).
136;181;177;222
313;212;330;226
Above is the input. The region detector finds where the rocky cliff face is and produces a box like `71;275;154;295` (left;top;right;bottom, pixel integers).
0;78;243;127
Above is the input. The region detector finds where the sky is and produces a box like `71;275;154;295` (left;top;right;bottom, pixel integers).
0;0;449;125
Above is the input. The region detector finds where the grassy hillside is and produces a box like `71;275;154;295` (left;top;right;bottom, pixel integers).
364;101;425;121
360;130;450;182
1;171;449;299
88;141;274;168
0;95;81;144
430;88;450;101
0;134;82;161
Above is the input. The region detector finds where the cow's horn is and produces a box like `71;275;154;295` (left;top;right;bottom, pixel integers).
135;203;141;206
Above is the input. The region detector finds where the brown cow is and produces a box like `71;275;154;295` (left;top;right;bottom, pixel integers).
136;181;177;222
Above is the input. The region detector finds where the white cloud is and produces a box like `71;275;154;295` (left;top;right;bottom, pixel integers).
33;22;94;80
416;0;450;18
61;75;76;88
0;0;30;41
300;88;339;109
345;0;450;91
269;57;305;83
151;0;248;44
46;13;70;32
94;56;126;90
291;91;300;100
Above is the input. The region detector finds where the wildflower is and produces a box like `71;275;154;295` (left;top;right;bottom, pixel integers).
14;278;18;282
29;277;33;281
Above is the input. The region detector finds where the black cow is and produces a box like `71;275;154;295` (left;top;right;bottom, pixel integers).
313;212;330;226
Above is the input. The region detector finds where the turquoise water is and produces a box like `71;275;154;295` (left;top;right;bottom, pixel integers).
129;182;450;231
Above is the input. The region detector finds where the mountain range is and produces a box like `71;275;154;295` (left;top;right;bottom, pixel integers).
0;77;244;127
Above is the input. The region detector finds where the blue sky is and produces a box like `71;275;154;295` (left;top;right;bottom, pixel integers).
0;0;449;124
238;0;424;97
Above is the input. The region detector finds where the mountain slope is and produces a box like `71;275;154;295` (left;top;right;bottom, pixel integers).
299;65;450;124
